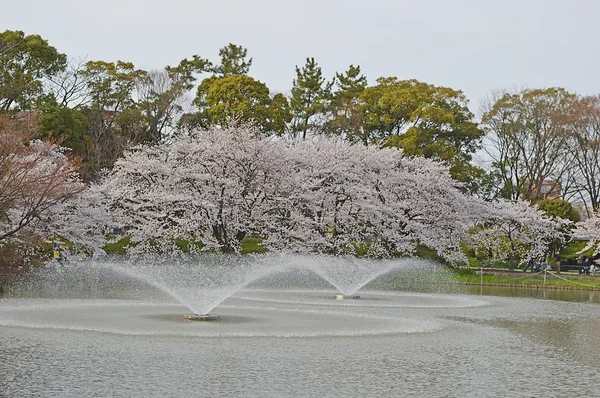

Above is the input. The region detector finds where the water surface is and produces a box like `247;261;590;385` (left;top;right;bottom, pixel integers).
1;288;600;397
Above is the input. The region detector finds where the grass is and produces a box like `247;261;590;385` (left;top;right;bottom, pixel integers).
103;236;132;255
463;240;597;271
102;235;268;255
561;240;594;261
451;267;600;289
240;237;268;254
413;245;446;262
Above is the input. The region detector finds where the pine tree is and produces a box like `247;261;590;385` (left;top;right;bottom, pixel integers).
289;57;329;139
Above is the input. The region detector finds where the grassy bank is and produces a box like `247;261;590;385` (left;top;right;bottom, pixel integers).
451;268;600;290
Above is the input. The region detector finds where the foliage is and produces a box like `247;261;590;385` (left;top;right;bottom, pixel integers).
193;74;282;133
536;199;580;223
359;78;485;192
289;57;330;139
2;29;595;264
35;94;90;155
267;93;292;136
413;244;446;263
322;65;368;142
0;30;67;112
212;43;252;77
560;240;593;262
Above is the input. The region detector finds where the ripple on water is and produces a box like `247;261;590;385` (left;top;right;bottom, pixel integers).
0;290;450;337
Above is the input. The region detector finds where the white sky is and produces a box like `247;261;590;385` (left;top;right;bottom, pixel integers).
3;0;599;115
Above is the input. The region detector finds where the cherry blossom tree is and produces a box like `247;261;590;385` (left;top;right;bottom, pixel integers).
49;182;112;250
0;117;83;243
100;125;291;253
576;215;600;254
92;125;482;260
464;199;566;269
263;139;476;261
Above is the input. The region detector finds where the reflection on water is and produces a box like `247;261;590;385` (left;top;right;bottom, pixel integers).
382;277;600;304
466;285;600;303
490;318;600;366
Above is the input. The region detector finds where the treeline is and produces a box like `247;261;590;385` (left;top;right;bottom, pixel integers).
1;29;600;217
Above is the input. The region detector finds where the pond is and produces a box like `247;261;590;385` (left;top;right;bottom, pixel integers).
1;258;600;397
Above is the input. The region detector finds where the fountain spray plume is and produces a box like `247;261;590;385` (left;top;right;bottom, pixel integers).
98;253;291;316
292;255;418;297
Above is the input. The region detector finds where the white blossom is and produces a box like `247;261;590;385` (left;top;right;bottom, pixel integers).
70;125;546;262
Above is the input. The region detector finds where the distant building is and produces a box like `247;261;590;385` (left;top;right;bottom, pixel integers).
521;180;562;201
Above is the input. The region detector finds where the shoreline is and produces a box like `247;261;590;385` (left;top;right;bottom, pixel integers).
457;281;600;291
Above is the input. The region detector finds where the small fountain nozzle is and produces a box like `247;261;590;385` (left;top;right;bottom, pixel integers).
333;294;361;300
183;314;220;321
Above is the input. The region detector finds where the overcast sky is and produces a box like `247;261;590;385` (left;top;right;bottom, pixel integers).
3;0;599;114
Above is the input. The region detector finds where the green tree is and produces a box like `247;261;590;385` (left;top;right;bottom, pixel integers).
323;65;368;143
289;57;330;139
166;55;213;88
79;60;146;176
0;30;67;112
267;93;292;136
35;94;90;155
536;199;580;223
360;78;484;192
193;74;289;134
212;43;252;77
82;60;145;114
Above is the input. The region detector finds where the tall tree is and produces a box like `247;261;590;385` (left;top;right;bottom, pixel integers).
212;43;252;77
267;93;292;136
289;57;330;139
193;75;270;128
322;65;368;143
35;94;90;158
0;30;67;112
192;74;290;135
482;88;577;201
360;78;484;193
78;60;146;177
566;95;600;215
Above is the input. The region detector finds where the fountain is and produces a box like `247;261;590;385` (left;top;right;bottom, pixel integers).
296;255;433;299
9;253;295;321
9;254;448;317
99;254;290;320
3;254;600;397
